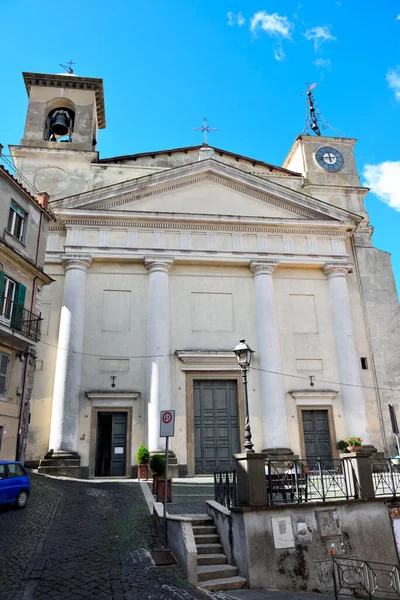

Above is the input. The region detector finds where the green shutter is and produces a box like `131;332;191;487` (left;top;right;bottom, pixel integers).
11;283;26;330
0;271;4;300
11;202;26;218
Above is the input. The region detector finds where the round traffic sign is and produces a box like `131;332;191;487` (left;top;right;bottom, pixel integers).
162;411;173;424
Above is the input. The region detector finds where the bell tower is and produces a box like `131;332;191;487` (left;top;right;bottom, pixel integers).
10;71;106;198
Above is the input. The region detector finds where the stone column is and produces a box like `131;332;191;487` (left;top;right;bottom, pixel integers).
49;255;92;453
250;261;290;453
144;258;173;452
323;263;371;444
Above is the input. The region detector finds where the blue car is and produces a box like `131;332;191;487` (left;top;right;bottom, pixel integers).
0;461;30;508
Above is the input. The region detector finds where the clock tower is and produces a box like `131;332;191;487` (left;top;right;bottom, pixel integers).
283;135;367;218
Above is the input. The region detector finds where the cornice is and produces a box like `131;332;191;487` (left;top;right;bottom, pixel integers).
0;240;53;285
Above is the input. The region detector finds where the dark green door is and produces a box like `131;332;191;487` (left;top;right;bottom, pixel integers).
110;413;128;476
302;410;332;467
194;380;240;474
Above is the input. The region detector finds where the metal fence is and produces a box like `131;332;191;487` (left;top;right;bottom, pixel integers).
332;556;400;600
214;458;361;509
214;470;237;510
0;296;42;342
370;458;400;498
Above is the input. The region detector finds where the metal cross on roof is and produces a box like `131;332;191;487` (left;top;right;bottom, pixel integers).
193;117;218;145
60;60;75;74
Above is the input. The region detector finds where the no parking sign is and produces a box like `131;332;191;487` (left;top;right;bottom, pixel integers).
160;410;175;438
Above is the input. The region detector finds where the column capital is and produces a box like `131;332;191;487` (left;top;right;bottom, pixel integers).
323;262;353;279
61;254;92;273
144;257;174;274
249;260;279;277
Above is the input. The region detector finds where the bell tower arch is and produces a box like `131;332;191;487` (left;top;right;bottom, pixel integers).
10;71;106;198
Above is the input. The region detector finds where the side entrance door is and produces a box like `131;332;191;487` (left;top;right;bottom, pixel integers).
95;412;128;477
194;379;240;474
302;409;333;467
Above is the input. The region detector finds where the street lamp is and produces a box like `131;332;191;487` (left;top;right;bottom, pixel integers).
234;339;255;453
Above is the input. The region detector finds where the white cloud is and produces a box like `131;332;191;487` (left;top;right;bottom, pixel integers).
363;162;400;211
304;25;336;50
396;14;400;21
227;11;245;27
387;67;400;101
273;46;285;61
314;58;331;69
250;11;293;39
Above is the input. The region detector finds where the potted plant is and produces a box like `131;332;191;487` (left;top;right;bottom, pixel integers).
346;437;363;453
150;454;165;494
336;440;349;454
136;444;150;480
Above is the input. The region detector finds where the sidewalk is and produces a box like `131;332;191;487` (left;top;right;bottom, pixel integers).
211;590;333;600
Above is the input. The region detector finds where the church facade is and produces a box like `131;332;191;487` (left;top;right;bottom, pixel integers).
10;71;399;477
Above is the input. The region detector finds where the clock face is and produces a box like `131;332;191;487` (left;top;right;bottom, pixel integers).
315;146;344;171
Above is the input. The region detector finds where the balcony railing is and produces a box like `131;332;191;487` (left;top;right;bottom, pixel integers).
0;296;42;342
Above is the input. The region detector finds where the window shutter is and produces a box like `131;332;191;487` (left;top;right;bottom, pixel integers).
16;283;26;308
11;283;26;330
11;202;26;218
0;271;4;298
0;353;9;396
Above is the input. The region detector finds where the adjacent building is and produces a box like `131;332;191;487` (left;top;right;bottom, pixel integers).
7;70;399;477
0;150;54;460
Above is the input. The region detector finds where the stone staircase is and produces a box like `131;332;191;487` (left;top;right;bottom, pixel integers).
38;451;80;478
192;516;246;592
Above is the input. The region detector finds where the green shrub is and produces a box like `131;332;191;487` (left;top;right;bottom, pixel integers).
346;437;363;447
150;454;165;476
336;440;348;452
136;444;150;465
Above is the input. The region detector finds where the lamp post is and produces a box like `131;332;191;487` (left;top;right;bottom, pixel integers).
234;339;255;453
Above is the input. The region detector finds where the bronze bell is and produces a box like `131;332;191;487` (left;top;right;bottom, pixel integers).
51;111;70;136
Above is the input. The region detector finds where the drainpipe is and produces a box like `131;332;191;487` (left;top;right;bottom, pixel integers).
16;193;47;461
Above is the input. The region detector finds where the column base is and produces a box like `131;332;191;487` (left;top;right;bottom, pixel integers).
38;450;81;478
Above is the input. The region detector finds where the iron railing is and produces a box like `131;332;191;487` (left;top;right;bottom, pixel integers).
370;458;400;498
214;470;237;510
332;556;400;600
0;296;42;342
214;458;360;509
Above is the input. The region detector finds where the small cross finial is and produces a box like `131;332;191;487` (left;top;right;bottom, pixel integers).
60;60;75;74
193;117;218;145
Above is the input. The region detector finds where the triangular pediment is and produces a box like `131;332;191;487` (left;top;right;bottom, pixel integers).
53;158;361;224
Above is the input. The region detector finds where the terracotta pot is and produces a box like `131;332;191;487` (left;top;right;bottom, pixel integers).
347;446;362;453
156;478;172;502
138;464;149;481
152;474;160;494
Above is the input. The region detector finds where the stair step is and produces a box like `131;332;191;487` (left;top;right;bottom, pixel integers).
198;575;247;592
193;526;217;535
198;564;238;582
196;543;223;555
197;553;227;566
189;516;214;526
195;534;220;544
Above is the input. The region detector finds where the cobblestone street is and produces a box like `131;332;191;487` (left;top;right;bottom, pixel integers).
0;473;209;600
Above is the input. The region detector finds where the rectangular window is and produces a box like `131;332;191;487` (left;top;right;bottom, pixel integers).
7;201;26;242
0;276;17;321
361;357;369;370
0;353;10;396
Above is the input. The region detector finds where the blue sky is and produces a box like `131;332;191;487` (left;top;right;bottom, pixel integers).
1;0;400;291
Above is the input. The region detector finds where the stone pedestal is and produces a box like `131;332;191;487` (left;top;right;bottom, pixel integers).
234;453;268;507
38;450;80;478
341;452;375;500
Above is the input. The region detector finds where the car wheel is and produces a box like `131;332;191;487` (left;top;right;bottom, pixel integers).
15;489;29;509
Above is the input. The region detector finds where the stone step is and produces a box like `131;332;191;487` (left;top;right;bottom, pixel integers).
39;458;80;467
195;534;220;545
196;543;223;555
198;564;237;582
198;575;247;592
38;465;80;478
189;515;214;526
197;553;227;566
193;525;217;535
